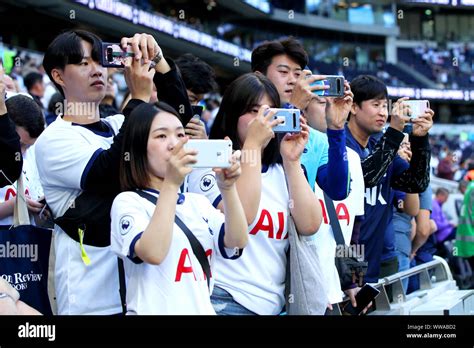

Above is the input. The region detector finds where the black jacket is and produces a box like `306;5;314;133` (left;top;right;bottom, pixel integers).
0;113;23;187
350;126;431;193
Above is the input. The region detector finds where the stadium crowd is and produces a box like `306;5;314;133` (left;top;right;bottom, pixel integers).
0;29;473;316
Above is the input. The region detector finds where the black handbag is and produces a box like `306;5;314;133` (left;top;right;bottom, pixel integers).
323;193;368;290
53;190;117;247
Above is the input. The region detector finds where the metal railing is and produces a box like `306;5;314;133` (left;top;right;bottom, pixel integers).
369;256;459;315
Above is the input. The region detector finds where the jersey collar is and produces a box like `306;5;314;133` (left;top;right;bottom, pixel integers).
142;188;185;205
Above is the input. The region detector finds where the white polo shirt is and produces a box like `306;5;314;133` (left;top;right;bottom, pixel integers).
187;164;290;315
111;189;238;315
310;147;365;303
35;114;124;315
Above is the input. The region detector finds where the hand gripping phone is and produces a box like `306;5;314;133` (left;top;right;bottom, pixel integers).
402;100;430;120
310;75;345;97
191;105;204;120
184;139;232;168
271;109;301;133
101;42;135;68
342;284;380;316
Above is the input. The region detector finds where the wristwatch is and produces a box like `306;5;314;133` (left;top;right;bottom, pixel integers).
150;51;163;69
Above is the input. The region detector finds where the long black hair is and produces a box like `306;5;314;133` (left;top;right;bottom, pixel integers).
209;72;282;166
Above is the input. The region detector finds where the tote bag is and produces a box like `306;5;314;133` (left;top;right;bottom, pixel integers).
285;216;328;315
0;175;53;315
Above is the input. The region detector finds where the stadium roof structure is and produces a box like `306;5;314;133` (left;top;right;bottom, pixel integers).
6;0;253;75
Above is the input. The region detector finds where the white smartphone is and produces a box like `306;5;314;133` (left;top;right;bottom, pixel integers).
184;139;232;168
402;100;430;120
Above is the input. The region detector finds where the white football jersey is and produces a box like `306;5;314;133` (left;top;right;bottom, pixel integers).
111;189;238;315
35;114;124;315
311;147;365;303
186;168;221;207
0;145;43;226
187;164;290;315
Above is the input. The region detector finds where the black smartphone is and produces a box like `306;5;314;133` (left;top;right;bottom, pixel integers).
37;198;52;219
342;284;380;315
191;105;204;120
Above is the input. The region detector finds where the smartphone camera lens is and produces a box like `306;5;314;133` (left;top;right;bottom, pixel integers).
106;47;113;62
337;78;342;95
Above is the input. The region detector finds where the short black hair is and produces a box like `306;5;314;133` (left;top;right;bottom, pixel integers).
120;102;182;191
210;72;282;167
6;95;45;139
43;30;102;97
23;72;43;92
350;75;388;106
175;53;218;95
251;37;308;74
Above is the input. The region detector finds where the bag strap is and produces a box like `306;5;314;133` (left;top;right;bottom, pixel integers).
13;174;30;226
117;258;127;314
136;190;211;289
323;192;346;246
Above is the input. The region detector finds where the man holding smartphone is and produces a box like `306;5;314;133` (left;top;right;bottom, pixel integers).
175;53;217;139
304;93;369;312
251;37;350;201
36;30;182;315
345;75;433;284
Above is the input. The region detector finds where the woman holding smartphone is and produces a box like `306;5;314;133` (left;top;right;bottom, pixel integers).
187;73;322;315
110;102;248;315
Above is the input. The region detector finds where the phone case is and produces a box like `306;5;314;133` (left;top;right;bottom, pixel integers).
101;42;134;68
184;139;232;168
311;76;345;97
272;109;301;133
402;100;429;119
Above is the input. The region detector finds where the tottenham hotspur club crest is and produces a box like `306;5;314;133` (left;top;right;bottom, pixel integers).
119;215;134;235
200;174;216;192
